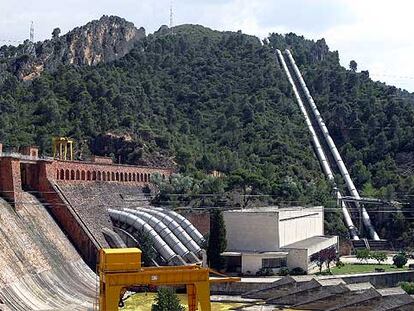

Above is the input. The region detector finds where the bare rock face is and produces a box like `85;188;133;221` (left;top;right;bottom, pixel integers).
5;15;145;80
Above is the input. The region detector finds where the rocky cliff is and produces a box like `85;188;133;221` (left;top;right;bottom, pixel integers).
1;15;145;80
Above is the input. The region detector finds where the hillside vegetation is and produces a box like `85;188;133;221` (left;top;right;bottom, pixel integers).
1;21;414;243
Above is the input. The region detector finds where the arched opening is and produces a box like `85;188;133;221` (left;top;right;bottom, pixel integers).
97;171;101;181
112;172;115;181
92;171;97;181
57;170;60;180
60;169;64;180
76;170;80;180
124;172;128;181
140;173;144;182
132;173;136;182
107;172;110;181
116;172;119;181
70;170;75;180
81;171;86;180
87;171;91;181
103;172;106;181
162;174;166;180
148;173;151;182
65;169;70;180
144;173;148;183
120;173;124;182
129;173;132;182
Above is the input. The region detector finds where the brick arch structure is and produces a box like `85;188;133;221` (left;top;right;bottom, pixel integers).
45;159;173;185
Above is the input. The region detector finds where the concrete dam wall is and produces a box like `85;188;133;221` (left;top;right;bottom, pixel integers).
0;192;96;310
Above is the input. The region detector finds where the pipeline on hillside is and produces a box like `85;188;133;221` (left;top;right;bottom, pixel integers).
108;209;186;265
134;207;204;257
123;208;200;263
276;49;359;240
284;49;379;241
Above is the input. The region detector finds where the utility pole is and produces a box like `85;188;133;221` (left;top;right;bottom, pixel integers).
169;0;174;35
30;21;34;42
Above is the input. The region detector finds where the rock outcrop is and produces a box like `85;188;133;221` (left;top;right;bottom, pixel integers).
2;15;145;80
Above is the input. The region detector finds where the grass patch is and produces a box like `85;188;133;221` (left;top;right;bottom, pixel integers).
123;292;247;310
330;263;408;275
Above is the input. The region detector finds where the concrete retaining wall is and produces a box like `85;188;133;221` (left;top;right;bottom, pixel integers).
211;271;414;295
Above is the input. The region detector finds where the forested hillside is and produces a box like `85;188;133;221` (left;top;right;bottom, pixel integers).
1;20;414;243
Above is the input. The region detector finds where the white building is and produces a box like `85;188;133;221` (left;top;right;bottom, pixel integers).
222;206;338;275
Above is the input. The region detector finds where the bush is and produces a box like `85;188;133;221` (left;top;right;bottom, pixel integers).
336;260;345;268
393;253;408;268
152;287;185;311
256;267;274;276
290;267;307;275
371;251;387;265
356;249;371;263
278;267;290;276
399;282;414;294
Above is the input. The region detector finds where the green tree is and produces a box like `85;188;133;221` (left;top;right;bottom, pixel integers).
137;228;156;266
356;249;371;263
52;27;61;39
349;60;358;72
393;252;408;268
207;209;227;270
151;287;185;311
371;251;387;265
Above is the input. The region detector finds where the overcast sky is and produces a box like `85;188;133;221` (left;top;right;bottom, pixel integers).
1;0;413;92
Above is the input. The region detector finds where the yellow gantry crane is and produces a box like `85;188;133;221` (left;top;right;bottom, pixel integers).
99;248;240;311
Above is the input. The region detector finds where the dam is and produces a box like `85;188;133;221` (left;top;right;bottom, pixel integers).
0;142;206;310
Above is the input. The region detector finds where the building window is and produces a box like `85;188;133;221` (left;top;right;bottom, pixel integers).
262;258;287;269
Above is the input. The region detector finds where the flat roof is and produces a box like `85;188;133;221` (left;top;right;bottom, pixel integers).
281;236;337;250
221;251;289;257
224;206;323;213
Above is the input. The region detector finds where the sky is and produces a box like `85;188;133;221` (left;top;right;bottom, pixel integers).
1;0;413;92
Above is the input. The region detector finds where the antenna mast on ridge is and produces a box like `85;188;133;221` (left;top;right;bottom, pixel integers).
30;21;34;42
169;0;174;34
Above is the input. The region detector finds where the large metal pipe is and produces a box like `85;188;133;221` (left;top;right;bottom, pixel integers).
135;207;203;257
285;49;379;240
123;208;200;263
276;49;359;240
108;209;186;265
152;207;206;246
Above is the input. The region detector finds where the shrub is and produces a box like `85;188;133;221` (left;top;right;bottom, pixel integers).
356;249;371;263
371;251;387;265
152;287;185;311
336;260;345;268
399;282;414;294
256;267;274;276
278;267;290;276
290;267;307;275
393;253;408;268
